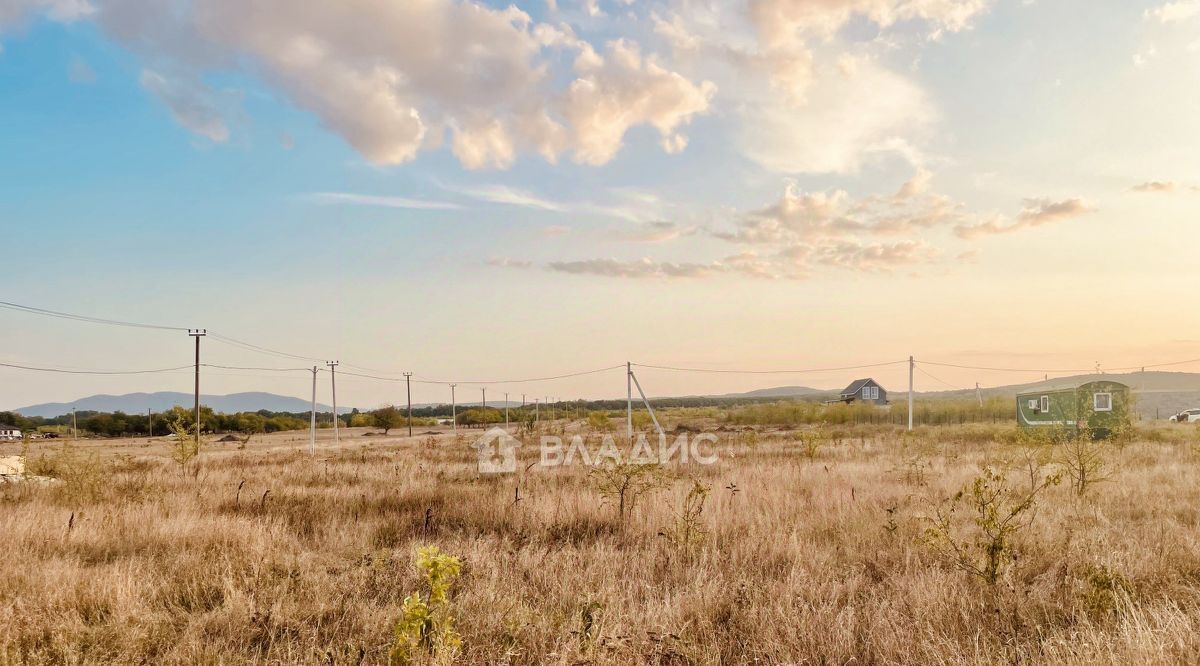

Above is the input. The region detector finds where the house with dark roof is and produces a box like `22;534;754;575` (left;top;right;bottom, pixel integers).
835;378;888;406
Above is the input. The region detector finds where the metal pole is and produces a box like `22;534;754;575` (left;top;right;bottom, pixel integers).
148;408;153;438
976;382;983;407
327;361;339;445
907;355;914;431
505;392;509;429
189;329;206;447
535;399;539;423
404;372;413;437
72;407;77;440
310;366;318;455
450;384;457;434
482;388;486;410
626;361;633;438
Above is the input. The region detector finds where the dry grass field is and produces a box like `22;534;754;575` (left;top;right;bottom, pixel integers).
4;420;1200;664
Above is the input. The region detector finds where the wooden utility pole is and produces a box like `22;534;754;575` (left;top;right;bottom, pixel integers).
309;366;318;455
450;384;457;435
188;329;206;447
907;356;914;431
404;372;413;437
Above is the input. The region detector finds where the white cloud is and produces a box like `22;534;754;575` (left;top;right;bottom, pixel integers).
1145;1;1200;23
138;69;229;143
749;0;993;47
309;192;462;211
564;39;716;165
456;184;566;212
0;0;93;26
954;198;1094;238
740;56;934;174
1132;181;1176;193
51;0;713;169
546;257;727;279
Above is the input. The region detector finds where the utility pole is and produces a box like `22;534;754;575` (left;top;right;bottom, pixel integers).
309;366;318;455
535;398;539;423
72;407;77;440
188;329;206;447
907;355;914;431
450;384;457;435
327;360;340;445
147;408;153;438
504;392;509;429
626;361;633;439
404;372;413;437
521;394;525;408
976;382;983;407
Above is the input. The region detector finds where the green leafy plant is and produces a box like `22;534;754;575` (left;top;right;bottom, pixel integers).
590;459;668;522
166;416;201;473
923;466;1060;585
587;411;614;432
390;546;463;665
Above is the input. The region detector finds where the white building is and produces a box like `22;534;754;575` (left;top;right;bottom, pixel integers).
0;425;22;441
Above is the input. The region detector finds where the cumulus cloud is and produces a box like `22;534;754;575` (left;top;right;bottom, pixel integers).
20;0;713;168
564;39;715;164
740;56;934;174
1132;180;1176;193
749;0;993;47
1145;1;1200;23
716;172;962;245
138;69;229;142
954;198;1094;238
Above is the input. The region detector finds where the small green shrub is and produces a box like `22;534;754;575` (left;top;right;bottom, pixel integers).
923;466;1060;585
390;546;463;665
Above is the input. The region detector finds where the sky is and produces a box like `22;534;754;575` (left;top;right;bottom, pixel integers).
2;0;1200;411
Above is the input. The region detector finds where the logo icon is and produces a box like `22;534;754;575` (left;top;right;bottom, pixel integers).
473;426;520;474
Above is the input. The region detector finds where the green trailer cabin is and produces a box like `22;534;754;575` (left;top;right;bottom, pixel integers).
1016;380;1132;437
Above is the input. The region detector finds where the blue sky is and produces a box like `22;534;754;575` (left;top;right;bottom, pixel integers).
2;0;1199;410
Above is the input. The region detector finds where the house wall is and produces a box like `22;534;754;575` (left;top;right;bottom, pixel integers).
1016;381;1131;436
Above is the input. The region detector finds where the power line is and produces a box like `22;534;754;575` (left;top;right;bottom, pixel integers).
632;360;908;375
207;333;326;363
0;300;188;332
918;360;1093;374
412;365;626;386
0;361;193;375
914;364;958;390
201;363;314;373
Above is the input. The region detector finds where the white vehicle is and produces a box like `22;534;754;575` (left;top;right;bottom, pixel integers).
1169;408;1200;423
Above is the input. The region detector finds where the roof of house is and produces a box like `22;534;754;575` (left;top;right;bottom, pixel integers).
840;378;878;397
0;425;21;430
1016;379;1130;398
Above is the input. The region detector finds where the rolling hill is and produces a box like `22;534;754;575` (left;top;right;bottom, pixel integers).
12;392;340;418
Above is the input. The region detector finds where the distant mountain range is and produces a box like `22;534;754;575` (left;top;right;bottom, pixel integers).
11;371;1200;420
12;392;338;418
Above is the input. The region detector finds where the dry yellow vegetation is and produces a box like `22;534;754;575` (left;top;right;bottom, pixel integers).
3;422;1200;664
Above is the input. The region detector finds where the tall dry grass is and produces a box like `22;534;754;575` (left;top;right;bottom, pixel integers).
2;422;1200;664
